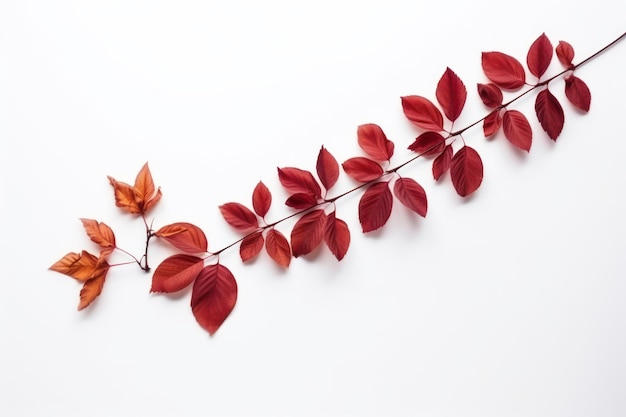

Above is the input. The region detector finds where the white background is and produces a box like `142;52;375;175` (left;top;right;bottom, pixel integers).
1;1;625;416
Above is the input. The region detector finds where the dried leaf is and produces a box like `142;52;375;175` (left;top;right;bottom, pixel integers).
502;110;532;151
565;75;591;112
78;272;107;311
342;157;383;182
432;144;453;181
49;250;102;282
401;95;444;131
155;222;209;253
277;167;322;198
436;67;467;122
265;229;291;268
357;124;395;162
219;203;259;232
191;264;238;335
240;231;264;262
358;182;393;233
527;33;553;79
450;146;483;197
290;209;327;258
535;88;565;140
316;146;339;191
556;41;575;67
150;254;204;293
393;177;427;217
133;162;157;211
107;163;161;215
481;51;526;89
408;132;446;157
107;176;141;214
477;83;503;108
323;212;350;261
285;193;318;209
252;181;272;218
80;218;116;256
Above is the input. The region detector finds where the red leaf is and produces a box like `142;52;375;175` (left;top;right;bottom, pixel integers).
342;157;383;182
316;146;339;190
502;110;532;151
407;132;446;157
285;193;318;209
357;124;395;161
191;263;238;335
483;110;503;138
556;41;575;67
481;51;526;89
277;167;321;198
535;89;565;140
80;218;116;257
477;83;503;108
150;254;204;293
527;33;553;79
450;146;483;197
240;231;264;262
401;96;444;131
252;181;272;218
324;212;350;261
358;181;393;233
393;177;427;217
565;75;591;112
436;67;467;122
49;250;103;282
155;222;209;253
290;209;327;257
219;203;259;232
432;144;453;181
265;229;291;268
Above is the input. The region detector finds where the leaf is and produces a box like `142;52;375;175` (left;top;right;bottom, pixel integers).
150;254;204;293
436;67;467;122
407;132;446;157
107;163;162;214
450;146;483;197
219;203;259;232
107;176;141;214
565;75;591;112
535;88;565;140
342;157;383;182
324;212;350;261
49;250;102;282
502;110;532;151
432;144;453;181
285;193;318;209
80;218;116;256
290;209;327;258
481;51;526;89
240;231;264;262
277;167;322;198
357;124;395;161
556;41;575;67
252;181;272;218
316;146;339;191
527;33;553;79
265;229;291;268
191;263;238;336
78;271;107;311
477;83;503;108
358;182;393;233
483;110;503;138
155;222;209;253
393;177;427;217
401;96;444;131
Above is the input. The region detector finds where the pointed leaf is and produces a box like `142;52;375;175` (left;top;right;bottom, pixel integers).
408;132;446;157
219;203;259;232
252;181;272;218
556;41;575;67
277;167;322;198
502;110;532;151
285;193;318;209
450;146;483;197
324;212;350;261
483;110;503;138
80;218;116;256
535;89;565;140
265;229;291;268
436;67;467;121
150;254;204;293
565;75;591;112
133;162;156;208
357;124;394;161
527;33;553;79
481;51;526;89
107;176;141;214
401;96;444;131
49;250;101;282
432;144;453;181
78;271;107;311
290;209;327;258
316;146;339;191
191;264;238;335
477;83;503;108
393;177;427;217
342;157;383;182
155;222;208;253
358;181;393;233
240;231;264;262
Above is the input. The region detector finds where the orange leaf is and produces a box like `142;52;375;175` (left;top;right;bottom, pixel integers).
155;222;208;253
80;218;116;256
49;250;103;282
107;176;141;214
133;162;161;213
77;264;109;311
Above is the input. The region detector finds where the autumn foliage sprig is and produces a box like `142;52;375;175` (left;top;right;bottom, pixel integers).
50;31;625;335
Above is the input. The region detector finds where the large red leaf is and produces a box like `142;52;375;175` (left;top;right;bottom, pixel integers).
535;88;564;140
432;144;453;181
450;146;483;197
191;264;238;335
556;41;574;67
316;146;339;191
502;110;532;152
239;231;264;262
477;83;503;108
324;212;350;261
481;51;526;89
401;96;444;131
407;132;446;157
483;110;503;138
527;33;553;79
290;209;327;257
565;75;591;112
277;167;322;198
393;177;427;217
252;181;271;218
154;222;208;253
219;203;259;232
436;67;467;122
357;124;394;161
358;181;393;233
150;254;204;293
342;157;383;182
80;218;116;257
265;229;291;268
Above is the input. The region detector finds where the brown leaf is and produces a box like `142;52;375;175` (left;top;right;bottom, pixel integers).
78;271;107;311
134;162;162;213
80;218;116;256
49;250;102;282
107;176;141;214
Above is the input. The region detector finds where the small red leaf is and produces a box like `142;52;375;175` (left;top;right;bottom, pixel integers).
535;89;565;140
80;218;116;256
407;132;446;157
450;146;483;197
155;222;209;253
358;181;393;233
477;83;503;108
527;33;553;79
277;167;322;198
565;75;591;112
393;177;427;217
483;110;503;138
240;231;264;262
324;212;350;261
150;254;204;293
556;41;575;67
316;146;339;191
502;110;532;151
432;145;453;181
436;67;467;122
481;51;526;89
219;203;259;232
290;209;327;258
342;157;383;182
191;263;238;335
265;229;291;268
401;96;444;131
285;193;318;209
357;124;395;161
252;181;272;218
